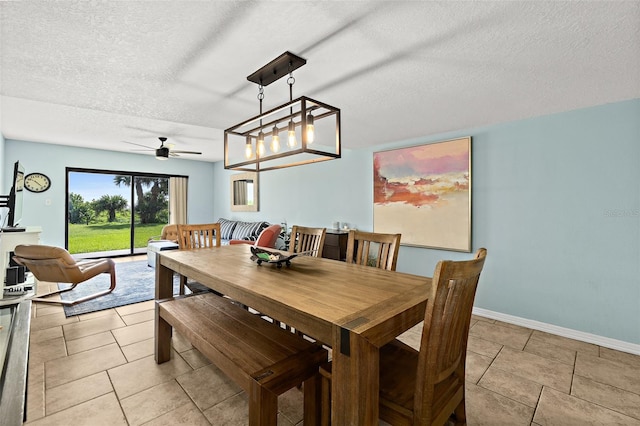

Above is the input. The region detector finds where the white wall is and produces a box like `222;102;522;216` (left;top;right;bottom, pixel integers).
3;141;216;246
214;99;640;345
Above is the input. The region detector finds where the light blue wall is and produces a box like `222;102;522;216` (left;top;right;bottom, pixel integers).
3;100;639;344
3;141;216;246
214;99;640;344
212;148;372;230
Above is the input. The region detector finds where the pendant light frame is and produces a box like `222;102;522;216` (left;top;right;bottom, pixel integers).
224;52;341;172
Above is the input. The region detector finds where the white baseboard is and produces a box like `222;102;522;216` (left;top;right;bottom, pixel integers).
472;307;640;356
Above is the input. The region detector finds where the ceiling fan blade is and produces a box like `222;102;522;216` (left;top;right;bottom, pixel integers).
171;134;214;142
123;140;154;150
125;126;212;142
171;150;202;155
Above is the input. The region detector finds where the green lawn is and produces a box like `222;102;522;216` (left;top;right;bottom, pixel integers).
68;222;165;254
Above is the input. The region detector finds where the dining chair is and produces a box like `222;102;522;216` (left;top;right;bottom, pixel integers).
176;223;221;249
345;230;401;271
289;225;326;257
320;248;488;426
176;223;221;294
12;244;117;305
269;225;326;333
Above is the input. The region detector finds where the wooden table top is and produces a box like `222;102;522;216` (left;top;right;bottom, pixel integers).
158;244;431;346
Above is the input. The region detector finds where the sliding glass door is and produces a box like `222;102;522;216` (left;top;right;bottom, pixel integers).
132;176;169;253
66;169;170;256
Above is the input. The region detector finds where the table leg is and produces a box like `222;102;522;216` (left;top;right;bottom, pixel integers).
155;257;174;363
331;325;379;425
154;253;174;300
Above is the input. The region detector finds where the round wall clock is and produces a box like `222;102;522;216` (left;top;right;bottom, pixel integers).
24;173;51;193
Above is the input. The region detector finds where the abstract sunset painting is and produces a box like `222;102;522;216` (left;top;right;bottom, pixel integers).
373;137;471;251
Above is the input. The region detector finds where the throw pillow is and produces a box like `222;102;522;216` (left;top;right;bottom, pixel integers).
218;218;237;240
231;221;269;241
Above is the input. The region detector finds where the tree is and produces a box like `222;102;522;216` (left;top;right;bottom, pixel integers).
114;176;168;224
68;192;95;224
93;194;129;222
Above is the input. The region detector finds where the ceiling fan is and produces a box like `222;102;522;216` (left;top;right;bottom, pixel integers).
124;137;202;160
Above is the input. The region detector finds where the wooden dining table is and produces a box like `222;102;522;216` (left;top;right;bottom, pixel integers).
154;244;431;425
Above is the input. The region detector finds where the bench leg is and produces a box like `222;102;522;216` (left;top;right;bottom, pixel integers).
155;304;172;363
249;381;278;426
303;374;322;426
179;274;187;295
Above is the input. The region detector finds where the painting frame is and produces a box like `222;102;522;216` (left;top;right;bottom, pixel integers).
373;137;472;252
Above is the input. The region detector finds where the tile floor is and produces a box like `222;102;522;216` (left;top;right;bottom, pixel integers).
24;256;640;425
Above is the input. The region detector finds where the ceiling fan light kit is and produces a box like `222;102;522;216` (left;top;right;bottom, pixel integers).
155;147;170;160
224;51;341;172
155;137;170;160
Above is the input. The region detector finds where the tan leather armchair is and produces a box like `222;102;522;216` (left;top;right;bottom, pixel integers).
12;244;116;305
148;224;179;244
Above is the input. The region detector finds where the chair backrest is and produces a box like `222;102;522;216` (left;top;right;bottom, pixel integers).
12;244;86;283
413;248;487;423
289;226;326;257
345;230;401;271
254;224;282;248
161;224;179;243
177;223;221;249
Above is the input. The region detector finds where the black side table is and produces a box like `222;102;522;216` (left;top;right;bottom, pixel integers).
322;230;349;261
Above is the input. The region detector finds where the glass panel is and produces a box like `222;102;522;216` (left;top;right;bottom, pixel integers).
132;176;169;254
67;171;169;256
68;172;132;256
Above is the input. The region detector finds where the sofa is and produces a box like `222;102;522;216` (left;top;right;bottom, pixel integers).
218;218;270;245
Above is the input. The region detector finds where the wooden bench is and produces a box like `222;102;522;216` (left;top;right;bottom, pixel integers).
155;293;327;425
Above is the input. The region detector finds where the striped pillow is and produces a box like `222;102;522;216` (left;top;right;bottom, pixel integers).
246;221;269;241
231;221;269;241
218;218;237;240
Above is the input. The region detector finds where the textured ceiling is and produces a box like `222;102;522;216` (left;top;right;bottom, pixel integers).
1;1;639;162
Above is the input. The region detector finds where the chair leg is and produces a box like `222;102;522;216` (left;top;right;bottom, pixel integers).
32;267;117;306
320;367;331;426
303;374;322;426
31;283;79;304
453;398;466;425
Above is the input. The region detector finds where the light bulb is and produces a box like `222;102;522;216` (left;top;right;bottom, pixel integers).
270;125;280;153
287;120;297;148
306;113;315;144
257;131;265;157
244;136;253;159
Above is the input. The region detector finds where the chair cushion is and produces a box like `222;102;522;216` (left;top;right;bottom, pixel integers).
13;244;114;284
14;244;76;266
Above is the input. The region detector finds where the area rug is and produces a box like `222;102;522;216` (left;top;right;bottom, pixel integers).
59;260;181;317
